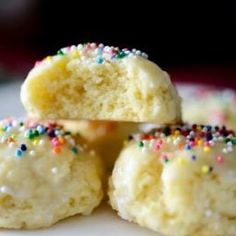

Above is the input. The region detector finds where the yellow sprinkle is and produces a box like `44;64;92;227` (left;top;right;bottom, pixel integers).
33;139;39;146
198;140;203;145
45;56;52;62
11;134;17;139
71;51;80;58
201;165;209;173
174;130;180;135
177;158;186;166
203;146;210;152
197;126;202;131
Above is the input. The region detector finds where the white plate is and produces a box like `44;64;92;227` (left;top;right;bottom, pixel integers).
0;81;160;236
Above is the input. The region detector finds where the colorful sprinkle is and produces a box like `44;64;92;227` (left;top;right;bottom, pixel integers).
71;147;79;154
201;165;210;173
16;149;23;157
131;124;236;174
138;141;144;147
51;167;58;174
203;146;211;152
96;56;103;64
29;150;36;156
216;155;224;164
20;144;27;151
0;118;83;160
34;43;148;67
57;49;65;56
53;146;61;154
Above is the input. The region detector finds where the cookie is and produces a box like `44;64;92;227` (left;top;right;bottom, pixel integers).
21;43;181;123
109;124;236;236
0;118;103;229
179;85;236;129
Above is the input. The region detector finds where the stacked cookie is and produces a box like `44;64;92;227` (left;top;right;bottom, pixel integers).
0;43;181;230
1;43;235;235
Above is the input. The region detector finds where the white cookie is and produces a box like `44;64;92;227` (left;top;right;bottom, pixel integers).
0;118;103;229
109;124;236;236
21;43;181;123
179;85;236;129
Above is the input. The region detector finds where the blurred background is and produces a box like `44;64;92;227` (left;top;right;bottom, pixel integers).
0;0;235;87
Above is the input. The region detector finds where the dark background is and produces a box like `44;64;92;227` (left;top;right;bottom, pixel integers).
0;0;235;86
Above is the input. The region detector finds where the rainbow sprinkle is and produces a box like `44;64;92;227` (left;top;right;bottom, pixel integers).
130;124;236;174
0;117;83;158
34;42;148;67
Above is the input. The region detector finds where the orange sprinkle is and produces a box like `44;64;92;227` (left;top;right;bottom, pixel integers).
198;140;203;145
58;137;65;145
53;146;61;154
7;137;14;143
178;142;185;149
174;130;180;135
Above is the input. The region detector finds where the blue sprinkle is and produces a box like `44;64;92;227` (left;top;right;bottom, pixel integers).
36;125;45;135
20;144;27;151
16;149;23;157
3;125;12;132
185;144;191;150
6;126;12;132
232;139;236;145
191;155;196;160
206;125;212;131
96;56;103;64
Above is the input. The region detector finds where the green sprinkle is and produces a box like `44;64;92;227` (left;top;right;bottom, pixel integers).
224;138;231;143
26;130;34;139
138;141;144;147
33;130;39;137
163;127;171;136
57;49;65;56
164;159;169;164
115;50;127;59
71;147;78;154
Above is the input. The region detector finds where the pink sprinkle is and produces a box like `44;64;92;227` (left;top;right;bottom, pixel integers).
158;140;163;145
160;154;167;161
154;143;160;151
65;46;71;52
216;155;224;164
204;141;210;147
189;141;196;146
35;61;42;67
51;138;60;147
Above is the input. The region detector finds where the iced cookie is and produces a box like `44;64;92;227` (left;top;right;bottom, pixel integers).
178;84;236;129
0;118;103;229
109;124;236;236
21;43;181;124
